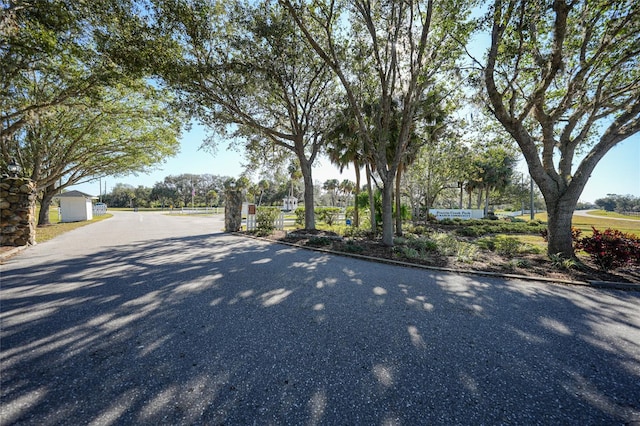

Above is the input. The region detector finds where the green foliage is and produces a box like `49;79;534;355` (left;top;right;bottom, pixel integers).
455;220;547;237
294;207;305;226
577;227;640;271
305;236;333;247
345;206;355;222
505;258;531;270
548;253;579;271
256;207;280;236
594;194;640;214
393;234;439;261
485;0;640;258
494;236;521;257
432;233;460;256
342;240;364;254
315;207;341;226
456;243;479;263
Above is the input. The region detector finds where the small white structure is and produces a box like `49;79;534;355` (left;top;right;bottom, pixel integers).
282;196;298;211
55;190;98;222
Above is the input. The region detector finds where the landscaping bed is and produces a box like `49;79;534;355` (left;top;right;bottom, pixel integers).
258;222;640;285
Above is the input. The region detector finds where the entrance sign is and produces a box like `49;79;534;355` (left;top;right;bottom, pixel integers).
429;209;484;220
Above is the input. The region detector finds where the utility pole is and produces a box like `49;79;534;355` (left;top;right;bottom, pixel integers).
530;177;535;220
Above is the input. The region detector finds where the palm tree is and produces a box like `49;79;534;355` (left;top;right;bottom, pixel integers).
257;179;270;206
339;179;355;207
326;110;364;227
323;179;340;206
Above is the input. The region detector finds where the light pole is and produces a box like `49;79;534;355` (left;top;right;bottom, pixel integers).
530;176;535;220
7;158;21;177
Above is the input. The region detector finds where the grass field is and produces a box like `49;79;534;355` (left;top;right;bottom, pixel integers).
526;211;640;236
586;210;640;220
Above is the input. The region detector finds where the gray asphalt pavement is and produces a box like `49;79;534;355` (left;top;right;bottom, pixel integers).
1;211;639;425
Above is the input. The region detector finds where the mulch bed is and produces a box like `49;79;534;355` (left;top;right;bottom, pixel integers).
258;229;640;285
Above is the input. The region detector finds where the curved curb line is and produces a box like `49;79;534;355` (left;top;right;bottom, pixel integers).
234;232;640;291
0;245;29;262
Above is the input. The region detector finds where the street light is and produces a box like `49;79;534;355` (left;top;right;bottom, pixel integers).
7;158;21;177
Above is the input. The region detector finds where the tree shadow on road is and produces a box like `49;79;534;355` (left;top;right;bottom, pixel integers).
1;233;639;425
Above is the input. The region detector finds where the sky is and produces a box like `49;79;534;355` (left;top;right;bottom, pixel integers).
69;122;639;204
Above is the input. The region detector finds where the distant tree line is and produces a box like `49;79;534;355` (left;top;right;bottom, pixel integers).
594;195;640;214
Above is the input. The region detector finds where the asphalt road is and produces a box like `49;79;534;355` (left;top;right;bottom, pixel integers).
1;211;639;425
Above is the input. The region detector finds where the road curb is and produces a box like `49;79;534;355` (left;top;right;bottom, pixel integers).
0;245;29;262
235;232;640;292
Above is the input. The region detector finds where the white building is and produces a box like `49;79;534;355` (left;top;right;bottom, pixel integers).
55;190;98;222
282;196;298;211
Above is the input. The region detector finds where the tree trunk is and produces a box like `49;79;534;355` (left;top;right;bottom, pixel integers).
395;167;403;236
366;163;376;232
300;158;315;230
354;163;361;227
484;186;490;216
37;185;56;226
381;177;394;246
545;197;576;258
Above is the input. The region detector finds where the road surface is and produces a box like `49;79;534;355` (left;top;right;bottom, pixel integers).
1;211;639;425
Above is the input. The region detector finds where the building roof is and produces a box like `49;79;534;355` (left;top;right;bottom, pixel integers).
54;190;98;199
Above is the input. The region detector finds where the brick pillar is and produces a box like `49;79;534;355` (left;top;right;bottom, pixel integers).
1;177;37;246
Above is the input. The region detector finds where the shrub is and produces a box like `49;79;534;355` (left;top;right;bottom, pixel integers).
342;240;364;253
315;207;341;226
494;236;521;257
476;237;495;251
294;207;305;226
577;227;640;271
433;233;460;256
306;236;333;247
256;207;280;236
456;243;478;263
549;253;579;270
507;258;531;269
396;246;420;259
345;206;355;222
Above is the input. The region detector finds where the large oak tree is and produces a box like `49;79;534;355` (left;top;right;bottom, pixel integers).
12;81;181;225
483;0;640;257
141;0;338;229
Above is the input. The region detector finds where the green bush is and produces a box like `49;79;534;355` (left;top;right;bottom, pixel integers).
494;235;521;257
433;233;460;256
476;237;495;251
256;207;280;236
306;236;333;247
342;240;365;253
315;207;341;226
456;242;479;263
294;207;305;226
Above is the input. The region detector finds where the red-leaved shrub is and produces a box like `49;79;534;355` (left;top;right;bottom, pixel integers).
577;227;640;271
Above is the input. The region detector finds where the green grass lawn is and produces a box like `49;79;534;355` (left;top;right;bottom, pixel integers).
586;210;640;220
525;211;640;236
34;206;112;244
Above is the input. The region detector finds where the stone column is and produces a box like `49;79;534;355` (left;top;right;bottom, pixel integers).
224;189;243;232
1;177;37;246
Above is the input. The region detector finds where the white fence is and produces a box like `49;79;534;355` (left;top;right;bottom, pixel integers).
180;207;224;215
93;203;108;216
245;213;285;231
